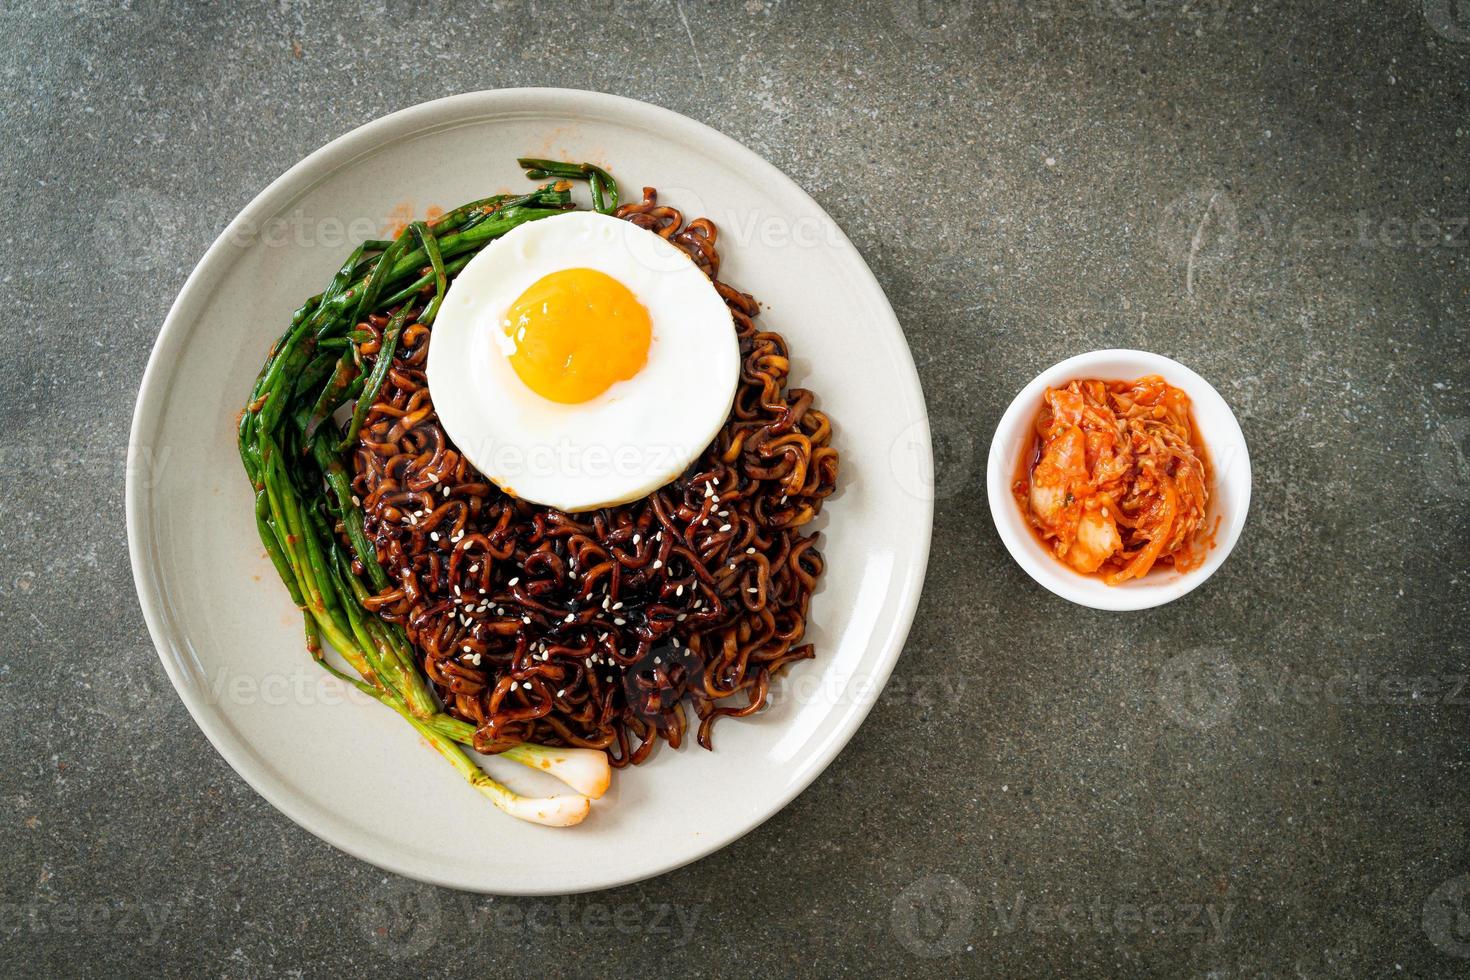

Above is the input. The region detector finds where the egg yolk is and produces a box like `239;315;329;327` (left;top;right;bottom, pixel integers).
500;268;652;404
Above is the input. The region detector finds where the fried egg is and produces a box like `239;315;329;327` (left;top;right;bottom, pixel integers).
427;210;739;512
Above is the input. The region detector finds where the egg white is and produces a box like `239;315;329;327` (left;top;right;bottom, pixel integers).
426;210;739;512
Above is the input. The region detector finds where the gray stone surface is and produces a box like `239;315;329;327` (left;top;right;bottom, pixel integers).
3;0;1468;975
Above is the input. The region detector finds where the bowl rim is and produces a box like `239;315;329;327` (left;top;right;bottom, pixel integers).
985;348;1251;611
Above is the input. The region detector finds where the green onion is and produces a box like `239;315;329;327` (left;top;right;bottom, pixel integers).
237;161;620;826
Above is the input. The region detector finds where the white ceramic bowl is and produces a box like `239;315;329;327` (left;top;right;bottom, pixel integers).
986;349;1250;611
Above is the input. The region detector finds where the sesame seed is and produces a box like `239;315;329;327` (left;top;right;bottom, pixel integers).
351;494;360;506
428;474;440;483
468;564;479;573
653;560;663;569
747;547;756;554
556;689;565;697
654;657;661;664
430;531;439;541
632;534;641;545
719;524;732;532
612;602;623;611
508;577;519;586
677;613;687;622
676;585;684;596
462;644;472;652
442;486;450;496
748;588;758;594
472;653;482;666
522;615;531;625
614;618;626;626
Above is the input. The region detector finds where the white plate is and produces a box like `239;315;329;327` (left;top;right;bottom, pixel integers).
126;89;932;894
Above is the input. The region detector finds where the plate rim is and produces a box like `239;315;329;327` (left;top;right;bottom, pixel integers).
126;87;933;894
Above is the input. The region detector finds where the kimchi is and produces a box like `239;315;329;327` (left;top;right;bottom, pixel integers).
1013;376;1211;585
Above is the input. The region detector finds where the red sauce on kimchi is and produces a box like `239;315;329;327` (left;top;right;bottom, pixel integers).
1013;376;1212;585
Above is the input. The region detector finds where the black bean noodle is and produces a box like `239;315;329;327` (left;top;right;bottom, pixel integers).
348;189;838;766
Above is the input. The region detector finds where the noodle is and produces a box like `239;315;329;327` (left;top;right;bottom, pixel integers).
348;188;838;766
